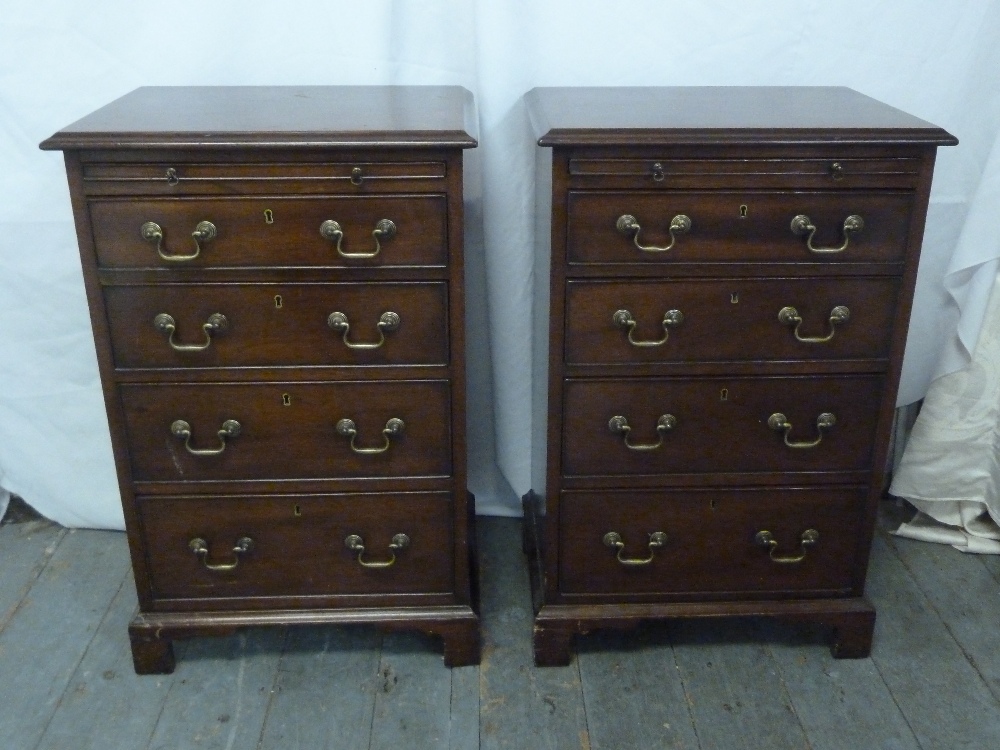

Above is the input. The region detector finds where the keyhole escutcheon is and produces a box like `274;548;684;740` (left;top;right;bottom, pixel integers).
739;204;748;218
264;209;274;224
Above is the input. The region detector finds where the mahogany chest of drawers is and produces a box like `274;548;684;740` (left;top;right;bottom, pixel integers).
524;87;956;665
41;86;480;672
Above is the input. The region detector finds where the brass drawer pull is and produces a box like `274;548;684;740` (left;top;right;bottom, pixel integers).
345;533;410;568
603;531;667;567
608;414;677;451
170;419;241;456
319;218;396;259
616;213;691;253
336;417;405;454
327;311;400;349
189;536;253;572
790;214;864;254
153;312;228;351
140;220;216;262
613;308;684;347
755;529;819;564
768;412;836;449
778;305;850;343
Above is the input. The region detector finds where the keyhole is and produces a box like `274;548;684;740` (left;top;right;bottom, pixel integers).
720;388;729;402
351;167;363;186
739;204;748;218
710;499;717;511
274;295;283;309
293;504;302;517
165;168;179;186
264;209;274;224
731;293;739;304
282;393;291;406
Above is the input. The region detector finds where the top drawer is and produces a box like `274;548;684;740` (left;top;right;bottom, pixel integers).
566;191;914;266
88;195;448;269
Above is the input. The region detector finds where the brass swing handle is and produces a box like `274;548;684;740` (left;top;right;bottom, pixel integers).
171;419;241;456
608;414;677;451
755;529;819;564
345;533;410;569
616;214;691;252
613;309;684;347
189;536;254;572
154;313;228;351
336;417;405;454
141;220;216;262
790;214;864;254
320;219;396;259
768;412;836;449
327;311;400;349
603;531;667;567
778;305;850;344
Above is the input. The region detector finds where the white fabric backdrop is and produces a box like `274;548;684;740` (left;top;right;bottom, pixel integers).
2;0;1000;529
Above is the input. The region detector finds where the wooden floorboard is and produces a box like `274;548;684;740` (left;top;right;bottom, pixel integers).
5;509;1000;748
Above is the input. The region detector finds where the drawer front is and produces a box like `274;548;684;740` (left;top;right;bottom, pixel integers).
89;195;448;268
105;282;448;369
566;191;913;265
120;381;451;481
562;375;883;476
137;492;453;602
565;277;899;365
558;487;866;597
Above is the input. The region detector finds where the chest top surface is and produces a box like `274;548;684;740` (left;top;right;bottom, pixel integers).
525;86;956;147
40;85;478;151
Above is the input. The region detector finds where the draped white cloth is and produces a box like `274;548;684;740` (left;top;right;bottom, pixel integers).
2;0;1000;528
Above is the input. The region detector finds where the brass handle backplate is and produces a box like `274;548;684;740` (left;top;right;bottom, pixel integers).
768;412;836;449
755;529;819;564
154;312;228;351
189;536;253;572
616;213;691;253
320;219;396;259
790;214;864;254
603;531;667;566
327;311;400;349
778;305;850;343
345;533;410;568
336;417;405;454
608;414;677;451
141;220;216;262
171;419;241;456
613;309;684;347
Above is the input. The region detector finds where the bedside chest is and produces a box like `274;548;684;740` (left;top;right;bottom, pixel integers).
41;86;480;672
524;87;956;665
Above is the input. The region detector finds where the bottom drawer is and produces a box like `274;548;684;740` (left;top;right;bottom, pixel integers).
136;492;454;603
558;486;868;599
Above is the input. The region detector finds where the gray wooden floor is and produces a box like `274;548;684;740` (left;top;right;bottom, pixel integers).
2;507;1000;749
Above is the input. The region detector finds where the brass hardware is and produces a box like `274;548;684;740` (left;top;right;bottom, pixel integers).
830;162;844;181
274;295;283;308
319;219;396;259
165;168;179;186
327;311;401;349
755;529;819;564
720;388;729;401
790;214;864;254
336;417;405;454
189;536;253;572
731;293;739;304
264;209;274;224
608;414;677;451
768;412;836;449
740;204;748;218
153;312;227;352
652;162;665;182
282;393;291;406
602;531;667;566
616;214;691;253
171;419;241;456
778;305;850;343
293;504;302;517
613;308;683;347
140;220;216;262
344;533;410;568
350;167;364;186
